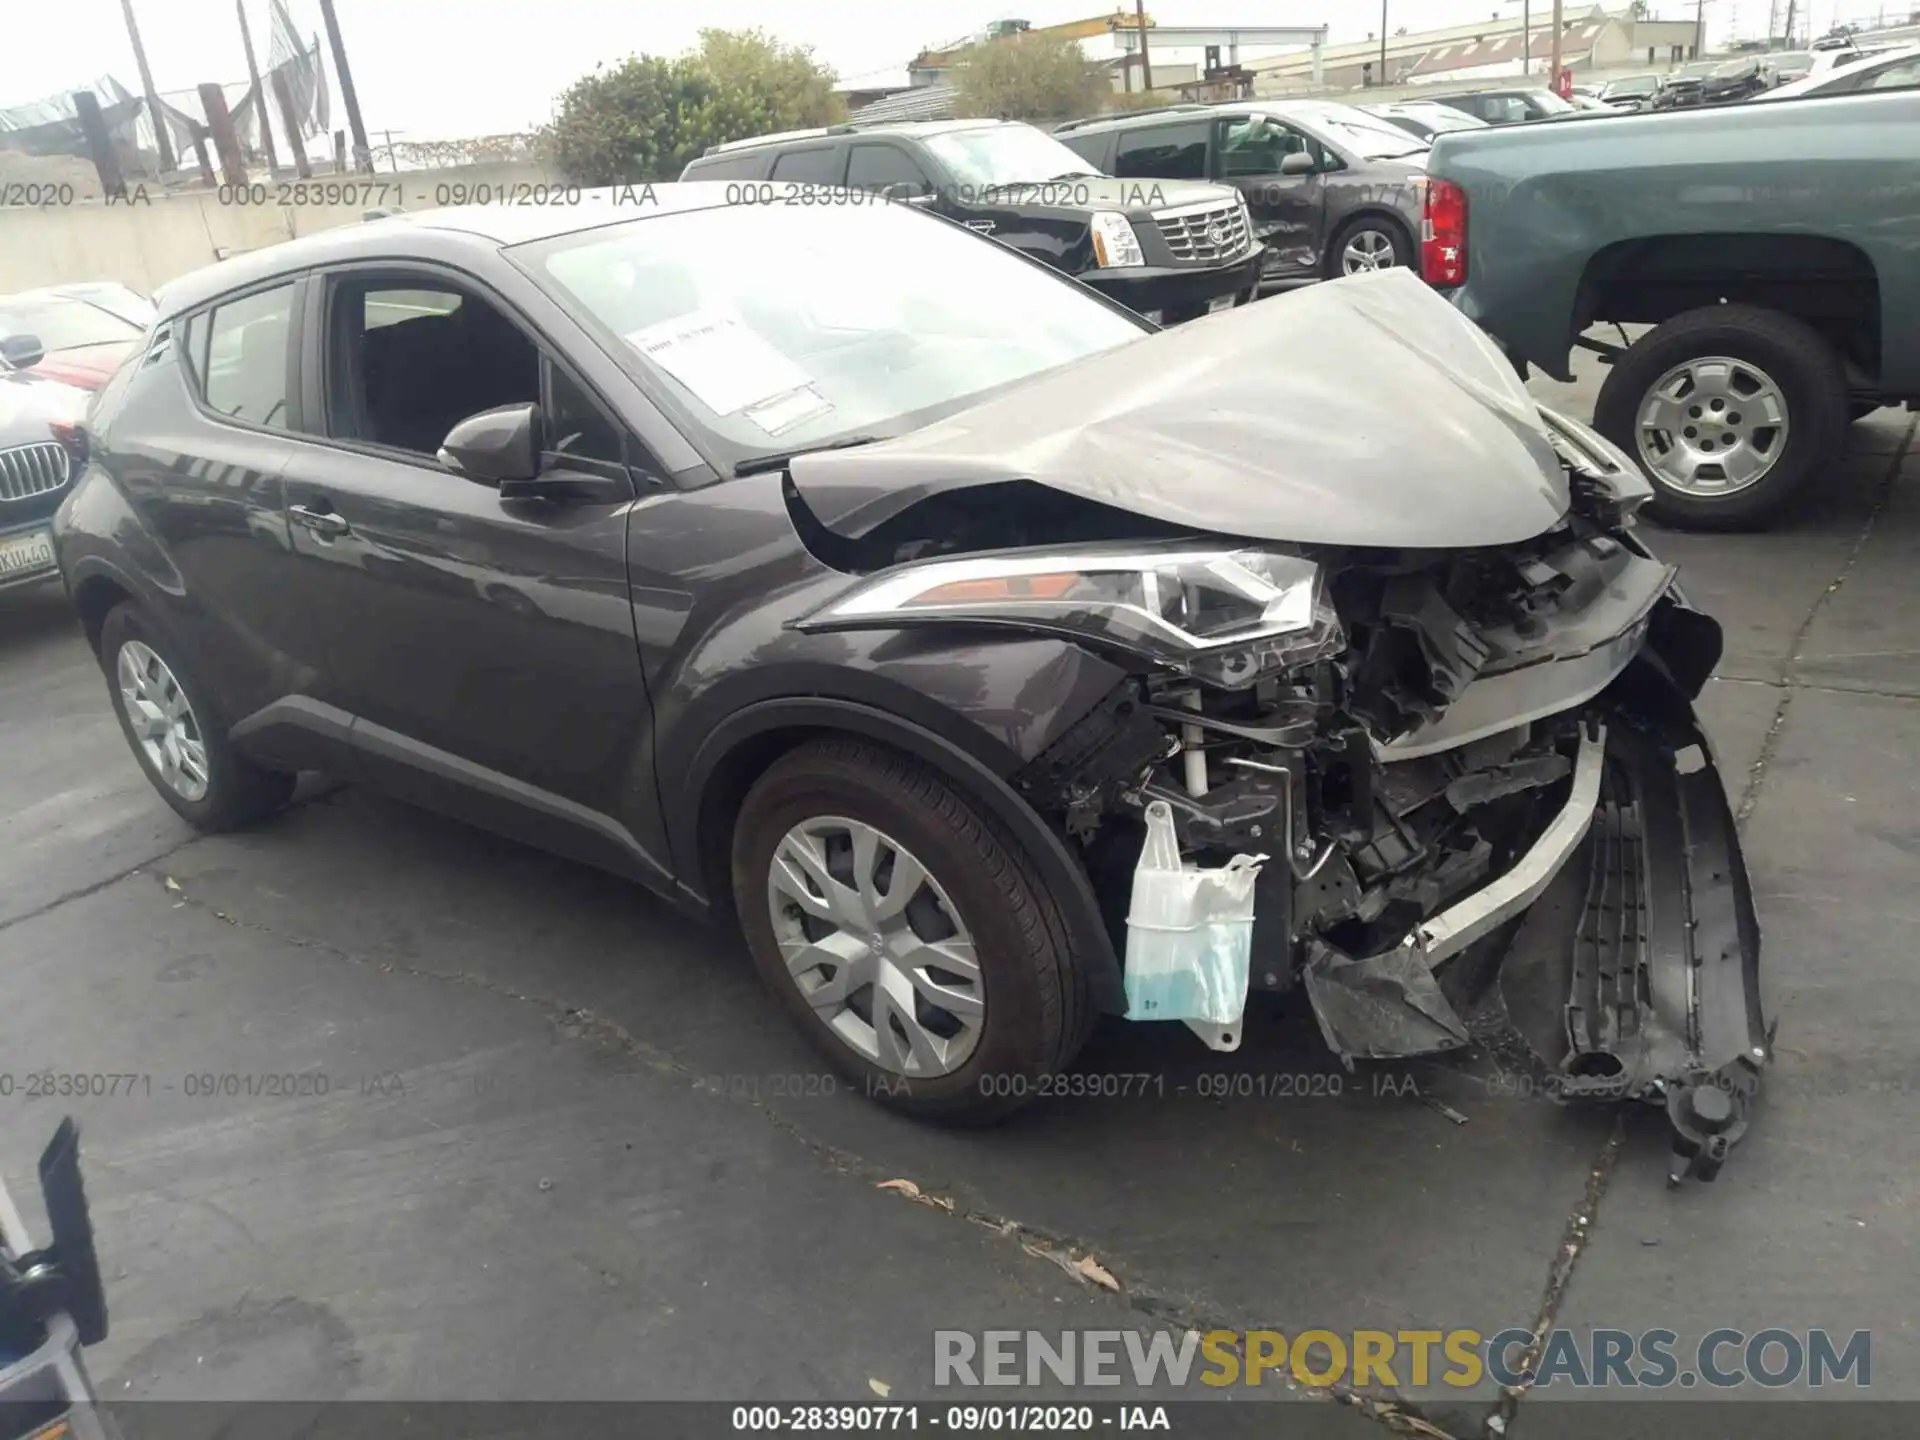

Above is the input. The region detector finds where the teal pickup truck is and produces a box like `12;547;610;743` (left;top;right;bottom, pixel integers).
1422;90;1920;529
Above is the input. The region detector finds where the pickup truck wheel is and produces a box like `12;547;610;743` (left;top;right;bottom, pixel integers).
1325;216;1412;279
1594;305;1847;530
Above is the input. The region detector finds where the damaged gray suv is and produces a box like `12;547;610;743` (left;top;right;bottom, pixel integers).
53;188;1769;1183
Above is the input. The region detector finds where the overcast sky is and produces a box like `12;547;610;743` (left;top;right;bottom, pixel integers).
2;0;1845;140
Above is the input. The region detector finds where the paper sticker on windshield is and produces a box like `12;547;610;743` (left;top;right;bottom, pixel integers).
624;313;813;417
744;385;834;437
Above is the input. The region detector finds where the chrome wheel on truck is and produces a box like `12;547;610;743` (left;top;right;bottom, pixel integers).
1593;303;1848;532
1631;355;1790;498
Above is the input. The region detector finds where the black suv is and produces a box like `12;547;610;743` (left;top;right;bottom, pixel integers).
680;118;1262;325
1053;101;1432;283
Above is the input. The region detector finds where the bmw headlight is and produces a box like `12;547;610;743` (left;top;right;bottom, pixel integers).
801;546;1342;689
1089;211;1147;268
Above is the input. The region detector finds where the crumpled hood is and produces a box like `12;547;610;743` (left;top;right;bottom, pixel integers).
789;268;1571;549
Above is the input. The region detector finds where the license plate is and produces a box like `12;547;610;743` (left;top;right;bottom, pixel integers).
1208;293;1238;314
0;528;56;578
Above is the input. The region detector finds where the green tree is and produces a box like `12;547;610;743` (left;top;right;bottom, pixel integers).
951;32;1112;124
544;29;844;185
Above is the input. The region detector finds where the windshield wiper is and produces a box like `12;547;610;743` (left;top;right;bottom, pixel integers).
733;434;886;478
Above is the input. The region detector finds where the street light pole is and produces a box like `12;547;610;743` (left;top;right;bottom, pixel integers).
1522;0;1531;75
1380;0;1389;83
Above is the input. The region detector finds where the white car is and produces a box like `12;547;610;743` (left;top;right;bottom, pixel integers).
1751;43;1920;99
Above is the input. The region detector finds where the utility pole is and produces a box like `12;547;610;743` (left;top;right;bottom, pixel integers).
1549;0;1564;80
316;0;371;172
1521;0;1531;74
1380;0;1389;83
1131;0;1153;92
235;0;280;173
117;0;175;172
1695;0;1708;57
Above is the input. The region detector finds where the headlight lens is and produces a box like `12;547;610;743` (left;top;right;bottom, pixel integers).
1089;210;1146;268
804;547;1342;689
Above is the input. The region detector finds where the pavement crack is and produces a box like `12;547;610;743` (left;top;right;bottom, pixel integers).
1487;1116;1625;1437
0;830;210;939
1736;414;1917;828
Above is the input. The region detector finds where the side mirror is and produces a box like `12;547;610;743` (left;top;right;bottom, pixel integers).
1279;151;1316;176
0;333;45;370
437;403;540;485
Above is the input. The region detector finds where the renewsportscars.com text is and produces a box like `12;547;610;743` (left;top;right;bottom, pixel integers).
934;1328;1872;1390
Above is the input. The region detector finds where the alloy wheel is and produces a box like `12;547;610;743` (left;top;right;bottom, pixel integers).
1341;229;1399;274
1633;355;1790;496
765;816;985;1078
116;639;210;802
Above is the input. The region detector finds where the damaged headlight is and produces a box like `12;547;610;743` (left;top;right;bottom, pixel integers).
803;546;1343;688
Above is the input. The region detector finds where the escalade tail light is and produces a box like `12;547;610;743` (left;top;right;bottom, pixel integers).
1421;178;1468;287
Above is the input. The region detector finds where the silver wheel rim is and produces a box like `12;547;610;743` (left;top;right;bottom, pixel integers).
1633;354;1790;497
766;816;984;1078
116;639;210;802
1341;229;1398;273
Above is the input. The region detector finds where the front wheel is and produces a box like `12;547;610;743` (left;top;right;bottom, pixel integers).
1593;304;1848;531
1324;216;1412;279
731;738;1090;1122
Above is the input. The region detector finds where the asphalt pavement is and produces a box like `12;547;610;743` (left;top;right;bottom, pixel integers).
2;354;1915;1438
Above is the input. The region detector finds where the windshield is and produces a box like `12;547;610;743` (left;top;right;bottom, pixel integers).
1526;89;1578;113
526;201;1145;473
0;297;143;352
1603;74;1659;96
1297;107;1430;157
920;124;1102;187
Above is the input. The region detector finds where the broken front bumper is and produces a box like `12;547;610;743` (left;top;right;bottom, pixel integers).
1305;688;1771;1184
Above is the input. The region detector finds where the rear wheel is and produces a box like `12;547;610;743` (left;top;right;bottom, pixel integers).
1593;304;1848;531
99;602;295;830
731;739;1089;1121
1325;215;1412;279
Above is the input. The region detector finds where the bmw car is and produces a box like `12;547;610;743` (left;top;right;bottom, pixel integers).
51;188;1771;1180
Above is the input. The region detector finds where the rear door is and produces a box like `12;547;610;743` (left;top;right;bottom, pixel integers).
96;279;319;737
1211;115;1326;279
273;261;666;881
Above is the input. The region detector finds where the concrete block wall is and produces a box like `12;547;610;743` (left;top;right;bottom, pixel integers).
0;161;559;297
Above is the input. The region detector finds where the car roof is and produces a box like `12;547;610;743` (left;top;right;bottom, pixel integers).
1429;86;1552;99
150;183;755;321
705;117;1006;155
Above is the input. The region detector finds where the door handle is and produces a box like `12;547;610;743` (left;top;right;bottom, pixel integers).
289;504;350;539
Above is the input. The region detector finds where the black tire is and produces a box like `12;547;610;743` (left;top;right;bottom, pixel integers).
731;738;1091;1122
1323;214;1413;280
1593;304;1848;531
99;601;295;831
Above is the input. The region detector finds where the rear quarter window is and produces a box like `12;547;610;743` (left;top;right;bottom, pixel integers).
681;150;770;181
769;146;845;183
